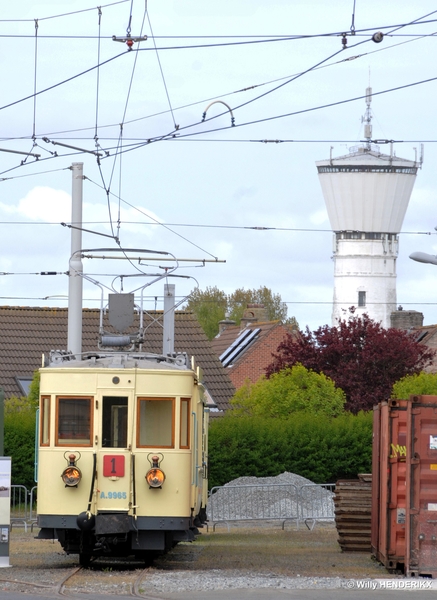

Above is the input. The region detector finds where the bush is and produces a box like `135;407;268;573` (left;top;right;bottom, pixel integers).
231;365;345;418
392;372;437;399
208;411;372;489
4;397;36;490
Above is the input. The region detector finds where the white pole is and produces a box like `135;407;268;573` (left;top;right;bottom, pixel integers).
68;162;84;357
163;283;175;355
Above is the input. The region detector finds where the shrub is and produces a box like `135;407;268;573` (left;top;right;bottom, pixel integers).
231;365;345;418
4;397;36;490
208;411;372;489
392;372;437;399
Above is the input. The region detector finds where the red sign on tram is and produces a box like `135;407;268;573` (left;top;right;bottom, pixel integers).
103;455;125;477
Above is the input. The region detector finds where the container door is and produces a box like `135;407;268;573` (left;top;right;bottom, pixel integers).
406;398;437;577
387;401;407;567
371;403;381;559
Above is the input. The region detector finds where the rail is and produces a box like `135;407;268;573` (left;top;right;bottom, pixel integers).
208;482;335;531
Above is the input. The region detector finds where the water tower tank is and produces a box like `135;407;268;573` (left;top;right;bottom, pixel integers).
316;145;419;328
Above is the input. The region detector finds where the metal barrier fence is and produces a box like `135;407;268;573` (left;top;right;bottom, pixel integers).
10;482;335;532
208;482;335;531
299;483;336;529
10;485;29;531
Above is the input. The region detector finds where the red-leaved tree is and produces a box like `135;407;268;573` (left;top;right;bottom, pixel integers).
266;311;435;413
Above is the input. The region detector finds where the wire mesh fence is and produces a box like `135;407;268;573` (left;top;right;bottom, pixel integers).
208;482;335;531
10;482;336;532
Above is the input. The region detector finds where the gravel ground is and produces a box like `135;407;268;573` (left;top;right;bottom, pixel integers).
0;523;396;596
0;474;416;595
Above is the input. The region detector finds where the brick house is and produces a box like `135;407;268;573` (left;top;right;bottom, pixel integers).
210;304;297;389
0;306;235;412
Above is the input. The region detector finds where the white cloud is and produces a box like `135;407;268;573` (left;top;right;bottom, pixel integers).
16;186;71;223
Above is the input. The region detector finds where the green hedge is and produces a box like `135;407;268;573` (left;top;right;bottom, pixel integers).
208;411;372;489
4;402;36;491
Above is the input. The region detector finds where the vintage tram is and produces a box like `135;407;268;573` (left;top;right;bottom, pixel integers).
36;347;209;565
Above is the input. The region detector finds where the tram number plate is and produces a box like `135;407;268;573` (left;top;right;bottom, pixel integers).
103;455;125;477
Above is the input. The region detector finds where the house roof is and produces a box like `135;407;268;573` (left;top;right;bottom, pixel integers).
211;320;296;388
212;320;281;360
0;305;235;411
413;324;437;372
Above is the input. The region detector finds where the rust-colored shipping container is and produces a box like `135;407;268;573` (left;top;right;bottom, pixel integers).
405;396;437;577
371;400;408;571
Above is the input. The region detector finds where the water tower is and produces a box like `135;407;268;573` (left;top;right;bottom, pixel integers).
316;88;422;328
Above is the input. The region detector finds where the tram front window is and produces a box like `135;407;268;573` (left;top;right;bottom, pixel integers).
57;397;92;445
102;396;128;448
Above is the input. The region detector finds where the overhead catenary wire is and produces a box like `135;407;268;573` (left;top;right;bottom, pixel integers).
90;75;437;158
85;176;222;261
0;290;435;310
0;21;434;144
0;0;130;22
1;5;437;325
94;6;103;144
0;71;435;180
32;19;39;140
0;218;435;237
146;8;178;130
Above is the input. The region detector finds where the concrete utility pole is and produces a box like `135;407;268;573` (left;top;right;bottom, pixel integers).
163;284;175;355
67;162;84;358
0;387;4;456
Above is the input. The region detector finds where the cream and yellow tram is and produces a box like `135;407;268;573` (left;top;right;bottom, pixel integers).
36;350;209;565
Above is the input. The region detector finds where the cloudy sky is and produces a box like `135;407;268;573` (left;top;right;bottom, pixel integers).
1;0;437;332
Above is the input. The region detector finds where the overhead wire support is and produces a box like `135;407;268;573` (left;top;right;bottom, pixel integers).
32;19;39;140
112;33;148;50
60;222;119;242
0;147;40;158
42;137;105;157
147;10;178;130
350;0;357;35
94;6;102;151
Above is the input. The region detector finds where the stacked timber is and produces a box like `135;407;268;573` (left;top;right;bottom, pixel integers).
334;474;372;552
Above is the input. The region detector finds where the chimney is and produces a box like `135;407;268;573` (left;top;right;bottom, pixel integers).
218;314;236;334
390;309;424;330
240;303;269;330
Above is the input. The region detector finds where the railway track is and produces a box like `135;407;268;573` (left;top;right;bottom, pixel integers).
0;559;166;598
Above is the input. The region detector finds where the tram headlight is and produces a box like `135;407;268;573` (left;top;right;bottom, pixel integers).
146;467;165;488
61;452;82;487
62;466;82;487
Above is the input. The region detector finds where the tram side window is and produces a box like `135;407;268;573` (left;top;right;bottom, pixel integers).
180;398;190;449
40;396;50;446
137;398;174;448
56;397;92;446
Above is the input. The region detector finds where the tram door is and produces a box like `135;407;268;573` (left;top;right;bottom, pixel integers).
97;396;131;512
102;396;128;448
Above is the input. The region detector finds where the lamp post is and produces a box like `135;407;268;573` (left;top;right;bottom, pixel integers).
410;252;437;266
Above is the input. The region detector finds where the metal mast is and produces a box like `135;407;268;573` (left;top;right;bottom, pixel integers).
67;162;84;357
363;87;372;150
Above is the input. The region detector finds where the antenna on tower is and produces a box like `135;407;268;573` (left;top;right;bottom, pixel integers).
362;86;372;150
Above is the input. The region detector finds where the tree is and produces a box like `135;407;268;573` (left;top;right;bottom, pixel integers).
230;364;345;418
185;285;294;340
5;395;37;489
228;286;288;325
27;370;40;410
185;286;227;340
392;372;437;399
266;311;435;413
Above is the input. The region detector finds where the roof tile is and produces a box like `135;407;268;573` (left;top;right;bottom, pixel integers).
0;306;235;411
